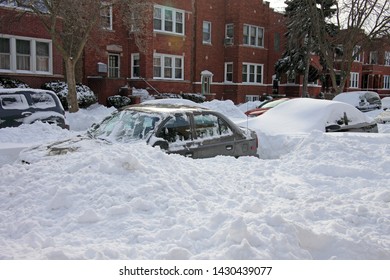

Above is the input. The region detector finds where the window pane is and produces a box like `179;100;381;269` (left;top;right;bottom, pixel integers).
164;56;172;78
0;38;10;70
16;39;30;54
16;39;30;70
153;56;161;77
164;10;173;32
153;7;162;30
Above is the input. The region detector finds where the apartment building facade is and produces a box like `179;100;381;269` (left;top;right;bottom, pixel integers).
1;0;390;105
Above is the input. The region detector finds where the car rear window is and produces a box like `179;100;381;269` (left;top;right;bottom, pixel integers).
30;92;57;109
0;94;29;110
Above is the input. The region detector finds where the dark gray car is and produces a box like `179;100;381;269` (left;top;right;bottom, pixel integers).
89;103;259;158
0;88;68;129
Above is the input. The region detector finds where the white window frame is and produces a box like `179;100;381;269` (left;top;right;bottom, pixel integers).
225;23;234;39
353;45;361;62
243;24;264;48
203;21;211;44
224;62;233;83
153;53;184;80
245;95;260;102
383;75;390;89
108;53;120;78
370;51;378;64
242;63;263;84
350;72;359;88
101;3;113;30
0;34;52;74
385;51;390;66
153;5;185;35
131;53;140;78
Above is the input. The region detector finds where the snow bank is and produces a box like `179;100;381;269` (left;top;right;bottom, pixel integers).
0;102;389;260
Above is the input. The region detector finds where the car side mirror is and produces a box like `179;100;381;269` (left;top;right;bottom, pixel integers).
152;140;169;150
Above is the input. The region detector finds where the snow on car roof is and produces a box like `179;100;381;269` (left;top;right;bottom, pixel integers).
333;91;379;107
240;98;374;135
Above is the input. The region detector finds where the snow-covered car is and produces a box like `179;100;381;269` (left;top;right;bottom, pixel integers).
239;98;378;134
20;103;258;162
0;88;68;129
245;98;289;117
381;97;390;111
332;91;382;112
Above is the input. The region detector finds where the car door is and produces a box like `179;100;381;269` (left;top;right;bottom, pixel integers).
190;112;236;158
154;113;195;157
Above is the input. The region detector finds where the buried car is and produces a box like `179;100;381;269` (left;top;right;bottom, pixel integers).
238;98;378;134
245;98;289;117
332;91;382;112
0;88;68;129
20;103;258;162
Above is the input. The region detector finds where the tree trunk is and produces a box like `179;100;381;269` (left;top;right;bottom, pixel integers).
65;57;79;113
302;52;311;97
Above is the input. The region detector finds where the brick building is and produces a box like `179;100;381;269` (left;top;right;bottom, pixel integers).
1;0;390;105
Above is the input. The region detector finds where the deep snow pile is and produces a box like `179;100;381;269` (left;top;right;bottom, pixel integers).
0;102;389;260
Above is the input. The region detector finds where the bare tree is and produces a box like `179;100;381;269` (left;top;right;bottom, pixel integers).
309;0;390;94
12;0;152;112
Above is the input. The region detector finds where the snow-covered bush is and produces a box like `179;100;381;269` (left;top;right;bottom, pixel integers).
107;95;132;108
0;77;30;88
42;81;97;110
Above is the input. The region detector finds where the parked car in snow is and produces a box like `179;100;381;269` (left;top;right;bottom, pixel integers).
245;98;289;117
381;97;390;111
332;91;382;112
0;88;68;129
20;103;258;163
239;98;378;134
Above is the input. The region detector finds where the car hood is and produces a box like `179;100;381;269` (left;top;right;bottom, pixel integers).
19;135;110;164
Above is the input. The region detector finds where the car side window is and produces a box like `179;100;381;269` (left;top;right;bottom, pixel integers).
0;94;29;110
31;92;57;109
158;114;192;143
193;113;233;139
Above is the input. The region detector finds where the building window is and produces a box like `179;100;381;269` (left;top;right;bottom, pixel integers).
0;38;10;70
153;53;183;80
385;52;390;66
242;63;263;84
224;62;233;82
245;95;260;102
153;5;184;35
350;72;359;88
243;24;264;47
0;35;52;74
203;21;211;44
384;75;390;89
101;4;113;30
370;51;378;64
131;53;140;78
16;39;30;71
353;45;361;62
36;41;49;72
108;53;120;78
225;23;234;39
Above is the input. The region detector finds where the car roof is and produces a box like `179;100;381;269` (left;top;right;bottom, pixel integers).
0;88;56;95
121;103;210;114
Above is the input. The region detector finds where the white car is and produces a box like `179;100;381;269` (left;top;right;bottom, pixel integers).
333;91;382;112
239;98;378;134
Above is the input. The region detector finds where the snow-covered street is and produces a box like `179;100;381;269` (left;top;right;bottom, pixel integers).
0;101;389;259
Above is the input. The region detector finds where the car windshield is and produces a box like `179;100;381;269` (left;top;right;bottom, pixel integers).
88;110;161;142
260;99;287;109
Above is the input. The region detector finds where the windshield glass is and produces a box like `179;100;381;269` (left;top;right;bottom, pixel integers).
88;110;161;142
260;99;287;109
